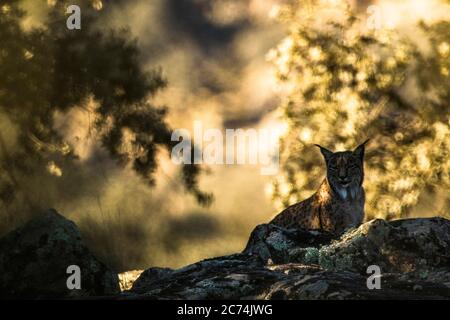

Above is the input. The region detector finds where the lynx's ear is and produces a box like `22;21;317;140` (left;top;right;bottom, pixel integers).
314;144;333;162
353;139;370;161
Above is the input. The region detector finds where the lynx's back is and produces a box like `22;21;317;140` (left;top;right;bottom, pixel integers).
270;141;369;235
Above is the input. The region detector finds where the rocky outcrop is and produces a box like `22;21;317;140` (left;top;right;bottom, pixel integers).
123;217;450;300
0;209;120;299
1;210;448;299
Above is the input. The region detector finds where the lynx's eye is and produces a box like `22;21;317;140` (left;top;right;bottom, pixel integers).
348;159;358;169
328;161;338;170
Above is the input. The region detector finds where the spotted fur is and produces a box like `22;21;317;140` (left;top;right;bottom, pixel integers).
270;140;369;235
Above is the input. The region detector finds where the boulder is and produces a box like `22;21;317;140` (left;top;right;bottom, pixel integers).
0;209;120;299
242;223;336;264
318;218;450;275
130;267;173;293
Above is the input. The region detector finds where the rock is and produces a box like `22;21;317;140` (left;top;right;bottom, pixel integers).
0;209;120;298
123;254;279;299
318;218;450;275
263;265;450;300
124;217;450;300
3;210;447;299
130;267;173;293
242;223;336;264
243;218;450;277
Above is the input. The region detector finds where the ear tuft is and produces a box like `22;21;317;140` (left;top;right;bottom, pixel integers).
314;144;333;161
353;139;370;160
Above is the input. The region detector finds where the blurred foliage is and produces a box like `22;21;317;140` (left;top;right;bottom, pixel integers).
0;0;211;221
268;1;450;219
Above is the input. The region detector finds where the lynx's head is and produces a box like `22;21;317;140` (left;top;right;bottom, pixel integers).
315;140;369;200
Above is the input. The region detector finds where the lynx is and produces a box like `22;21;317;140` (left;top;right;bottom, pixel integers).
270;140;369;234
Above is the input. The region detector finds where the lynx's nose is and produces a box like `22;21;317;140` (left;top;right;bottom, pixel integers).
338;170;348;180
338;175;350;185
